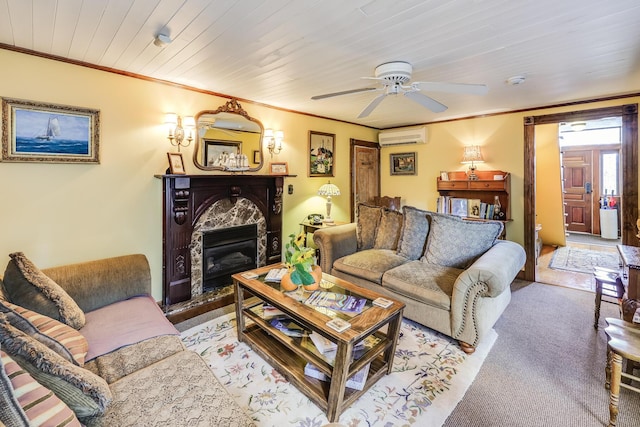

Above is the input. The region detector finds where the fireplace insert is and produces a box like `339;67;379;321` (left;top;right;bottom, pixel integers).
202;224;258;291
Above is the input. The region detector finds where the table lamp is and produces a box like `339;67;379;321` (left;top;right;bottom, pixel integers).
317;182;341;224
461;145;484;181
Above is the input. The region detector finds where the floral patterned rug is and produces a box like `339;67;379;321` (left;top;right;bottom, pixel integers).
549;246;619;274
181;313;496;427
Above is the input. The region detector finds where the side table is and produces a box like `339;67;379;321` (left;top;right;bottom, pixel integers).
617;245;640;322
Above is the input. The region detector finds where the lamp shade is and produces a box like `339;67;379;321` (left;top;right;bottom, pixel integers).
318;183;340;196
461;145;484;164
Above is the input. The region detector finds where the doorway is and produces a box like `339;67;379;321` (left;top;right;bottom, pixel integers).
350;138;380;221
523;104;638;282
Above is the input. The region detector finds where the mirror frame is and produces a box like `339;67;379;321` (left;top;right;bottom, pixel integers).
193;99;264;172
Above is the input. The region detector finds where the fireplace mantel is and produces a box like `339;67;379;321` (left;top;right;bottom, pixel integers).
158;174;284;309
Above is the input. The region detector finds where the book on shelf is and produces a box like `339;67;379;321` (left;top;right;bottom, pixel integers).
262;303;286;319
303;362;370;391
304;291;366;313
269;317;311;337
309;331;337;353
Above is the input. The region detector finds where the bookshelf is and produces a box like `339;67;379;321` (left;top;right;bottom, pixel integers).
437;170;511;225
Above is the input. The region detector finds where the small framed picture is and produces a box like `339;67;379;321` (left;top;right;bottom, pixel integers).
252;150;261;164
440;171;449;181
390;152;416;175
309;130;335;177
269;162;288;175
451;198;468;217
468;199;481;218
167;152;186;175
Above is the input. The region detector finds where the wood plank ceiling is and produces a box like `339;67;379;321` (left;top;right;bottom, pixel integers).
1;0;640;128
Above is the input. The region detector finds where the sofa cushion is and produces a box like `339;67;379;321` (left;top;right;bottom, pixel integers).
84;335;185;384
396;206;431;260
86;350;256;427
0;300;88;366
382;261;463;310
80;295;180;362
1;348;82;427
373;209;404;250
0;314;112;418
356;204;383;250
3;252;85;329
422;213;503;269
334;249;408;284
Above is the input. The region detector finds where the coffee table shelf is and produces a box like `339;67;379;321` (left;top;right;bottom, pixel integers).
233;265;404;422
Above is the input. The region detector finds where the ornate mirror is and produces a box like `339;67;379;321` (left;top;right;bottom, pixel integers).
193;99;264;172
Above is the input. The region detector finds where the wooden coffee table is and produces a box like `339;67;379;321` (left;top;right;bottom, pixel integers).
232;265;405;422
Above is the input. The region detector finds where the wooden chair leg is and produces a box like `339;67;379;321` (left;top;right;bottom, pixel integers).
608;351;622;427
595;279;603;329
606;348;612;390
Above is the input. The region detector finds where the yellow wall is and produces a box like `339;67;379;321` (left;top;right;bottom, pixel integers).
1;48;638;300
0;49;377;301
535;123;566;246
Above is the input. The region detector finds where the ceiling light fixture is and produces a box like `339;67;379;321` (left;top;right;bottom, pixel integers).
506;75;526;86
154;34;172;48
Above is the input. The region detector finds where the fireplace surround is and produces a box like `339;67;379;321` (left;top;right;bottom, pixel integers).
159;174;284;313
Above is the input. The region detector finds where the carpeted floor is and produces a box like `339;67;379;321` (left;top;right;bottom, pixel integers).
549;246;620;274
443;280;640;427
180;311;496;426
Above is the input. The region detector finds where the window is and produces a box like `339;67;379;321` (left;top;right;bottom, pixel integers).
601;151;619;196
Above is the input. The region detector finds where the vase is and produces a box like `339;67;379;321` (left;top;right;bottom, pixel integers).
280;272;299;291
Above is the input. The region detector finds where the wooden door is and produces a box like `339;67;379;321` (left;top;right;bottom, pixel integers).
562;149;593;233
350;140;380;221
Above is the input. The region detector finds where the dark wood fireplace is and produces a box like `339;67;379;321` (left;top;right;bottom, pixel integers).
159;174;283;312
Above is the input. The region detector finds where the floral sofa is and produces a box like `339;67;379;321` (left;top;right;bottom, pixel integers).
0;252;255;427
314;204;526;353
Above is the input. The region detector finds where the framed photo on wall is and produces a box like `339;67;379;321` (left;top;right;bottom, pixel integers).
1;97;100;163
167;152;186;175
390;152;416;175
309;130;335;177
204;139;241;167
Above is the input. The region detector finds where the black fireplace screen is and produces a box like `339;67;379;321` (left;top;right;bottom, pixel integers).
202;224;258;291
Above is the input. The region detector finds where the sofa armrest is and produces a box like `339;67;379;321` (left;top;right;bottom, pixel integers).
313;223;358;272
42;254;152;313
450;240;526;343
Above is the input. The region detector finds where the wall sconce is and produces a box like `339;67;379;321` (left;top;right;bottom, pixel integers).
164;113;195;152
317;181;341;224
461;145;484;181
264;129;284;157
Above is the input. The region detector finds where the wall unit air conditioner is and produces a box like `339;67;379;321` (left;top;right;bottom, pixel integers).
378;126;428;146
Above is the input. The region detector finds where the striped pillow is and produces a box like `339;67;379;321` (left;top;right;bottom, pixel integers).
1;349;81;427
0;300;88;366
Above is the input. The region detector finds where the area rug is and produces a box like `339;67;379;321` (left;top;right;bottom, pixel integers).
181;312;496;426
548;246;619;274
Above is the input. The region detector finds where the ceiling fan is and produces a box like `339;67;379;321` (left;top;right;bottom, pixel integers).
311;61;489;118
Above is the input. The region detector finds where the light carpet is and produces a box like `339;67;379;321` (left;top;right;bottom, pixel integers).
549;246;619;274
181;312;496;426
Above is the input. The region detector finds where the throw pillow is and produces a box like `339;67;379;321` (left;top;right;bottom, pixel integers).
2;252;85;329
396;206;431;260
356;204;383;250
0;300;88;366
0;314;112;418
1;348;82;427
373;209;404;250
422;212;503;269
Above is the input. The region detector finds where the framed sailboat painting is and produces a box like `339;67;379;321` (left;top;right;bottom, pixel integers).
1;98;100;163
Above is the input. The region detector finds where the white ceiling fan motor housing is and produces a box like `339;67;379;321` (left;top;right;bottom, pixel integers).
375;61;413;84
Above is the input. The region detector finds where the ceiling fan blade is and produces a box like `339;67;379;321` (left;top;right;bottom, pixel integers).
404;91;448;113
311;87;378;100
357;94;387;118
414;81;488;95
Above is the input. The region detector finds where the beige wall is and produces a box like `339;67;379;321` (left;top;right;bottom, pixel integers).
1;48;638;301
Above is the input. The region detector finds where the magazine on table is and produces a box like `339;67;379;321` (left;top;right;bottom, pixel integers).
304;362;370;390
304;291;367;313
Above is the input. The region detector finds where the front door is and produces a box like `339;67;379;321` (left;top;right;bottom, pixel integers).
562;149;593;233
350;140;380;221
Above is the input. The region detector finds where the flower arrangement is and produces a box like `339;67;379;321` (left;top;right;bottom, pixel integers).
284;232;316;286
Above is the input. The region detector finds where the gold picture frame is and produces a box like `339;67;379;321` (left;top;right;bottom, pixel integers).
309;130;335;177
269;162;289;175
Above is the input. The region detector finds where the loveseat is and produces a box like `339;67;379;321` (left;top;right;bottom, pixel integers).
0;252;255;427
314;204;526;353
